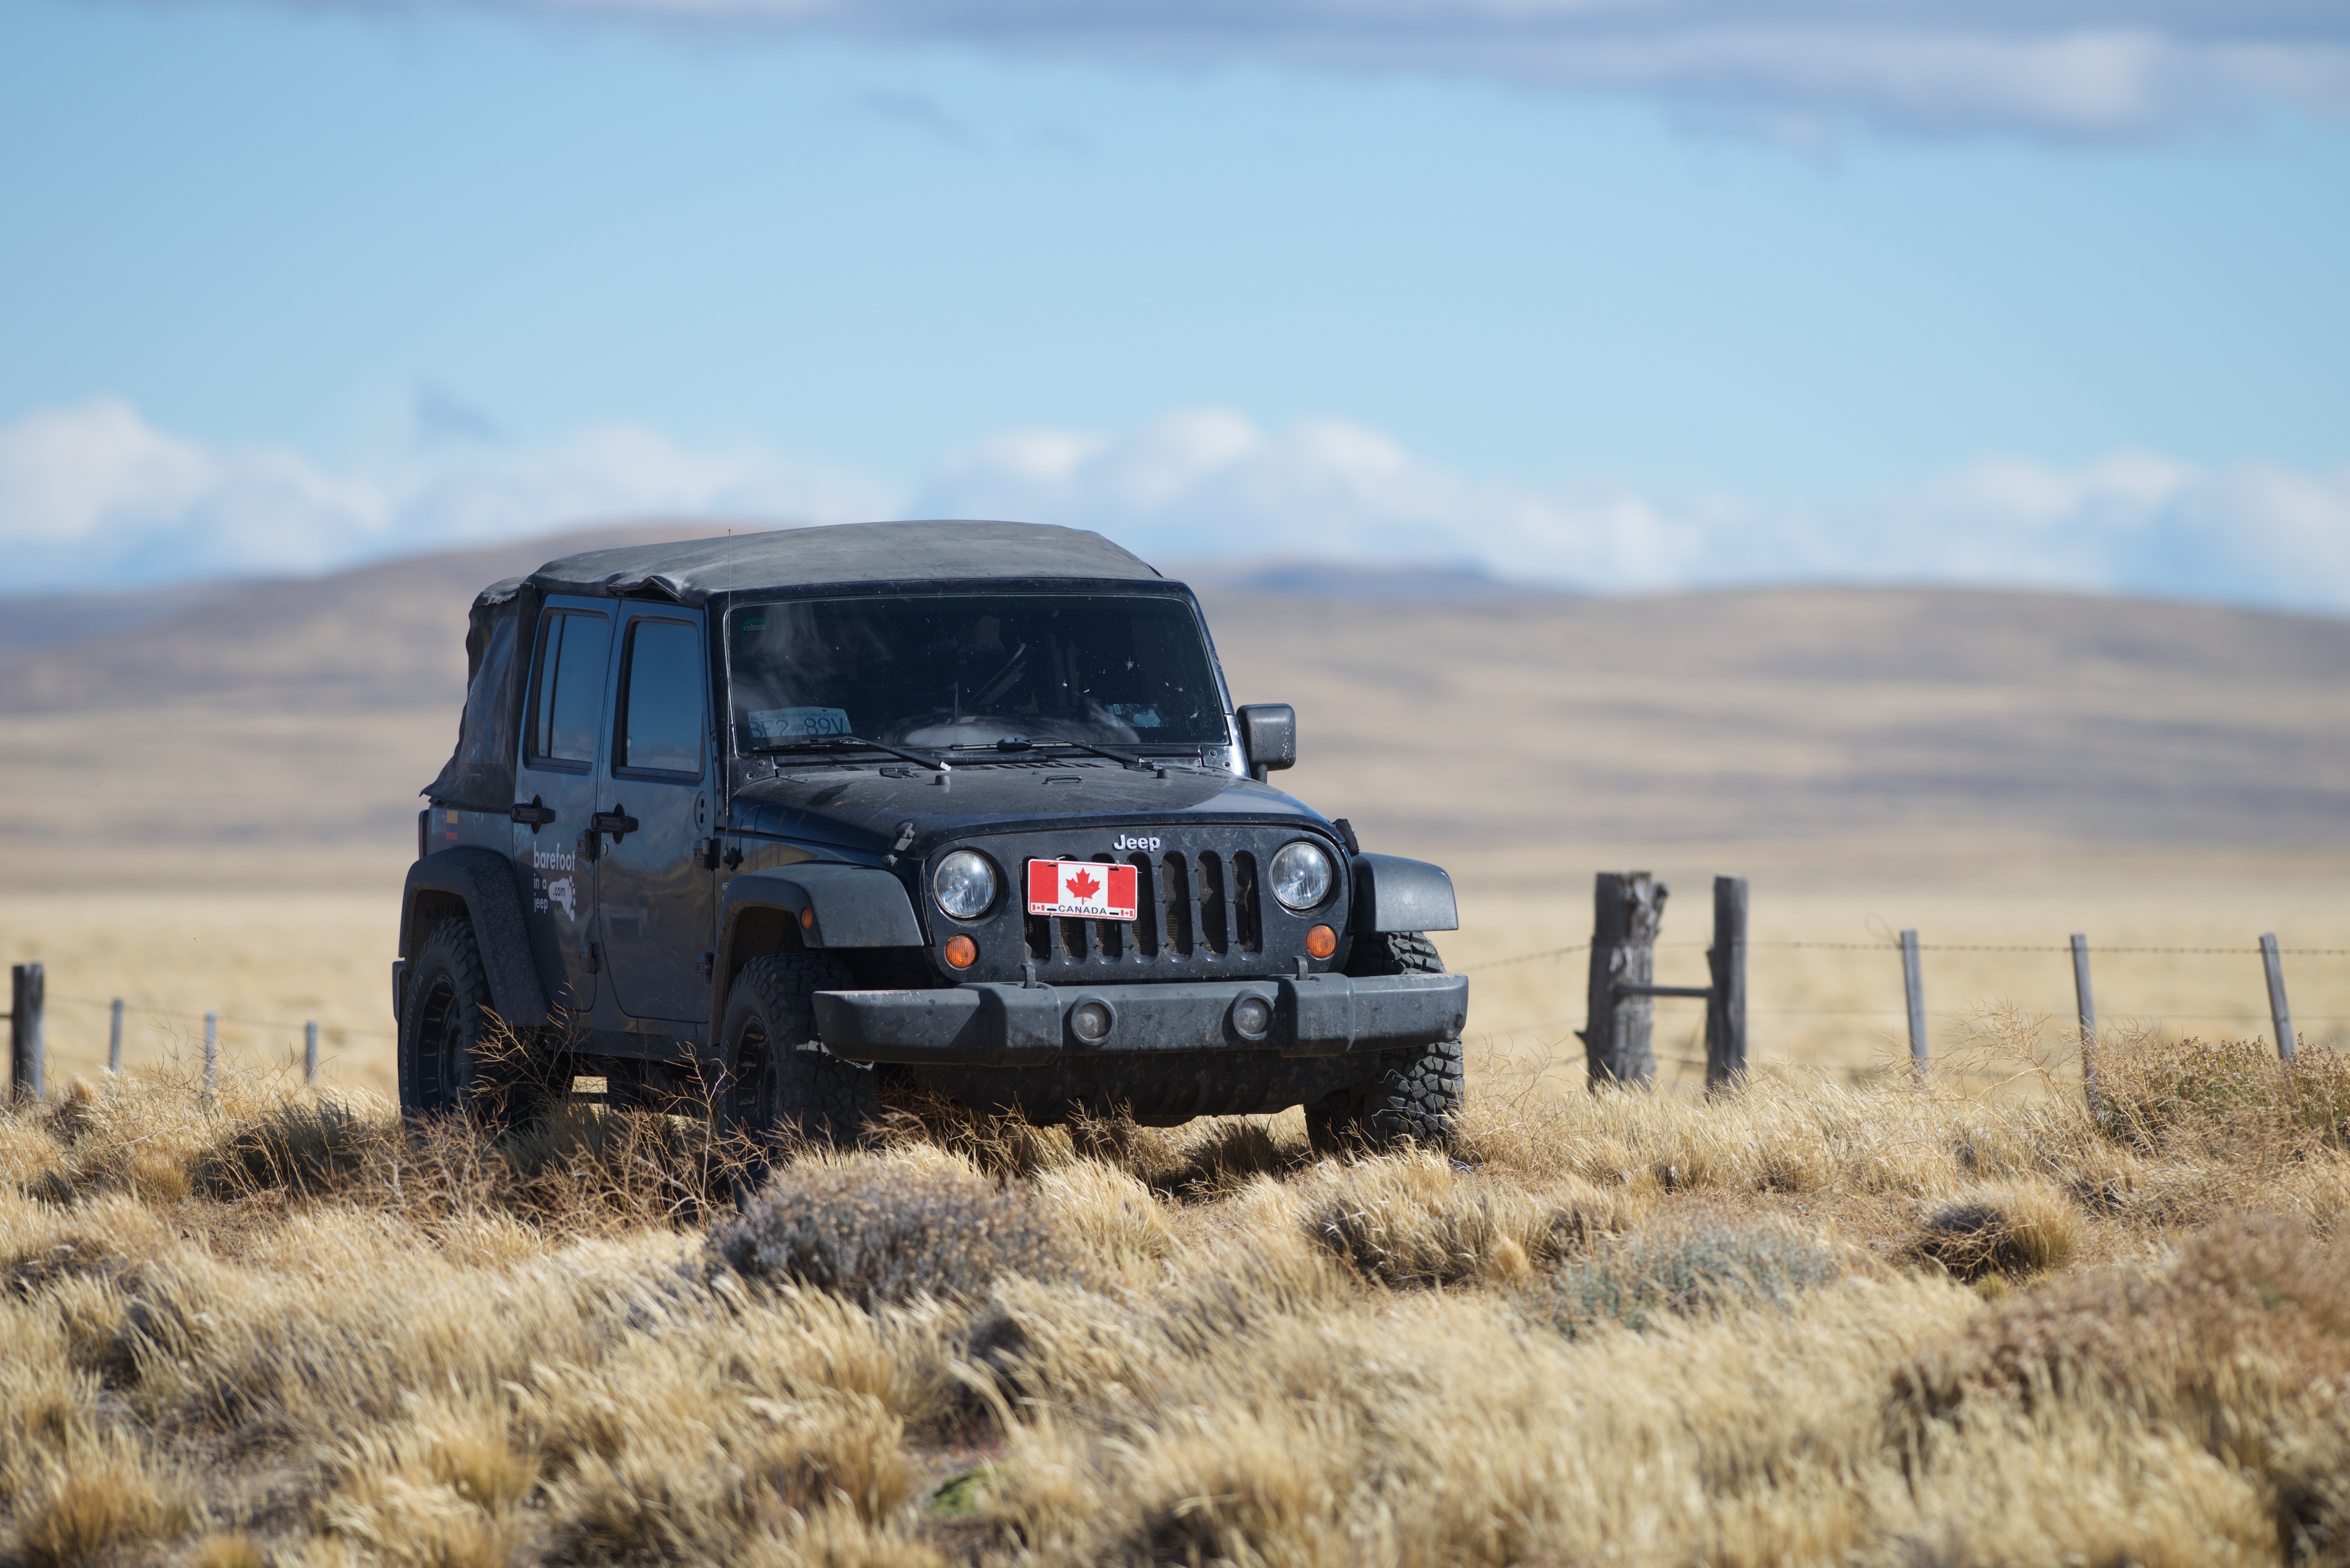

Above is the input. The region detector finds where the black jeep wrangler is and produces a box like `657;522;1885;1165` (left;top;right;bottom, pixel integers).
398;520;1467;1150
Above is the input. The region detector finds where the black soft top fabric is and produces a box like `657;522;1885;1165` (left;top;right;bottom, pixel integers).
423;577;539;810
523;519;1160;606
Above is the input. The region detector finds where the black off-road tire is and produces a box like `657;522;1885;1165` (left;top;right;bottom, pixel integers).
1304;932;1464;1155
718;952;879;1155
398;917;556;1129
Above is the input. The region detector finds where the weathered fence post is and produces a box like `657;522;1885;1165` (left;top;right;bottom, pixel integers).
2072;933;2101;1116
9;964;43;1103
1900;930;1927;1080
2260;934;2296;1063
1704;876;1748;1092
1581;873;1666;1089
109;998;124;1073
305;1020;319;1084
204;1011;218;1090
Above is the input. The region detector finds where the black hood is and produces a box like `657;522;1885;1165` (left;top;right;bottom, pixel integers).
728;758;1335;860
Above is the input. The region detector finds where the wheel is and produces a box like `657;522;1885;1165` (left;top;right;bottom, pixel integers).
399;917;554;1128
1304;932;1465;1155
717;952;878;1155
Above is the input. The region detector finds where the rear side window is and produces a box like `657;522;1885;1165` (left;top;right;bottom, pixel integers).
528;611;613;766
617;618;704;775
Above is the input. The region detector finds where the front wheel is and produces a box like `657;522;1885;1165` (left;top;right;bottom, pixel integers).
1304;932;1464;1155
716;952;879;1157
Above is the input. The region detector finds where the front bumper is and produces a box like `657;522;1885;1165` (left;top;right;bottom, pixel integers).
811;973;1468;1066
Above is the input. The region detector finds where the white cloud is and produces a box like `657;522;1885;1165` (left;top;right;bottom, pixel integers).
467;0;2350;139
0;400;386;575
916;407;2350;609
916;408;1714;585
0;400;889;588
5;398;2347;610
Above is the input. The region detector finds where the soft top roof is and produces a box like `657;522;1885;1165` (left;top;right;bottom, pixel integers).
513;519;1162;608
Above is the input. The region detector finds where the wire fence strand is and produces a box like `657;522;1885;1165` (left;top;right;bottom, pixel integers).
44;991;396;1039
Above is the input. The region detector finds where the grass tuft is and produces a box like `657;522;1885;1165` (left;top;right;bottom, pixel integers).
1909;1178;2083;1281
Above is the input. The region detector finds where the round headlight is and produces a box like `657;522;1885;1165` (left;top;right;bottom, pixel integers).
1269;840;1334;912
932;850;1000;921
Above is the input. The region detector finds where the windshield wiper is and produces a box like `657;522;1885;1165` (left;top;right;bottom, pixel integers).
749;735;951;772
976;734;1163;772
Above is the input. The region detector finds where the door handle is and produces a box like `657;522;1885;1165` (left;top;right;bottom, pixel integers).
511;797;557;828
589;808;639;839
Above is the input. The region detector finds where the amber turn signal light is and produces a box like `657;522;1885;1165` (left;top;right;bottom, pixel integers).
944;935;979;969
1305;925;1337;959
799;906;816;930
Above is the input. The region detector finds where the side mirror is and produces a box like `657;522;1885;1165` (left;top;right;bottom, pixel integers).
1237;703;1297;782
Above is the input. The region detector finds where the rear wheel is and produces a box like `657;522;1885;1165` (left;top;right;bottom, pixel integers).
398;917;553;1128
1305;932;1464;1155
717;952;879;1157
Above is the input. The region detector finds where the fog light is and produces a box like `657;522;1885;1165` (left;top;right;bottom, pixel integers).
1071;999;1113;1044
944;935;978;969
1231;994;1273;1040
1306;925;1337;959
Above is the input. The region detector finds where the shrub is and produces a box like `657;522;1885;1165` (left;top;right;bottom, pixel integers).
702;1155;1079;1307
1524;1223;1845;1337
2100;1035;2350;1153
1894;1215;2350;1558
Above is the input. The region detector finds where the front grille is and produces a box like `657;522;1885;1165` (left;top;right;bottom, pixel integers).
1024;849;1263;965
945;824;1340;984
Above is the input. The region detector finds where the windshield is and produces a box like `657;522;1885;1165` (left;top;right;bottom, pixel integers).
725;591;1228;753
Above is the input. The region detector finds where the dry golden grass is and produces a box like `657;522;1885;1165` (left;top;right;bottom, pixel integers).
5;1027;2348;1568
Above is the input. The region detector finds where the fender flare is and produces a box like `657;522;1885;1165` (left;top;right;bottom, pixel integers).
400;849;551;1030
710;863;926;1039
1350;853;1460;934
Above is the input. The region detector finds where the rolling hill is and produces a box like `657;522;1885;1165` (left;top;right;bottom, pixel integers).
2;523;2346;890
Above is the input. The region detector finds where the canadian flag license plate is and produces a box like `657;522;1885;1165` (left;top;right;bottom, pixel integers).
1027;859;1139;921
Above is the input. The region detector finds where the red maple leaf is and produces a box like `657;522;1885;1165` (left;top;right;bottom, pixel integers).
1066;867;1101;900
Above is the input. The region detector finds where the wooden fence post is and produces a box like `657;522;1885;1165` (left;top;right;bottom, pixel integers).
109;998;124;1073
1900;931;1927;1080
2260;934;2296;1063
204;1011;218;1090
305;1021;319;1084
9;964;43;1103
1704;876;1748;1092
1580;873;1666;1089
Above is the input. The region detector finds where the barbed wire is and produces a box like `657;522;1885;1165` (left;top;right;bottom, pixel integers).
41;992;396;1040
1457;938;2350;969
1455;944;1587;973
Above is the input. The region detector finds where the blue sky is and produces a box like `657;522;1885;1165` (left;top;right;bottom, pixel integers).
2;0;2347;602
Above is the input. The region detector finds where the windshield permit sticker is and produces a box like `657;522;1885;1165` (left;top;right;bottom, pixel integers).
748;707;852;742
1028;859;1139;922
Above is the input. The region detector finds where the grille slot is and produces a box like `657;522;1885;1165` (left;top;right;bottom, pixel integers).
1160;853;1193;957
1198;852;1229;954
1233;852;1262;952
